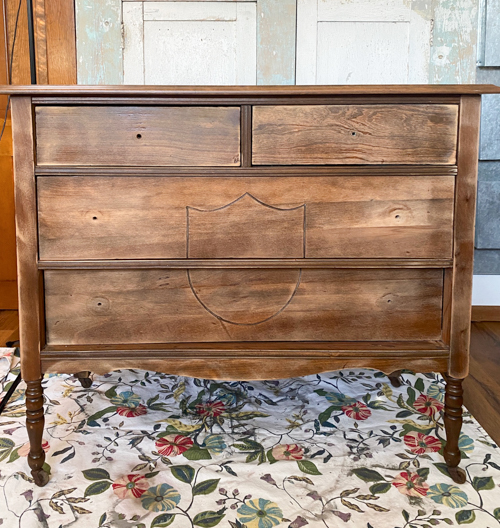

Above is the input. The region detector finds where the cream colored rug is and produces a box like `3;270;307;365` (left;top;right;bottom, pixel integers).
1;348;500;528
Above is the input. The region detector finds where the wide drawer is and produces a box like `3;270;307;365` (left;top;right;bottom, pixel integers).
44;268;444;344
37;176;455;260
252;104;458;165
35;106;241;166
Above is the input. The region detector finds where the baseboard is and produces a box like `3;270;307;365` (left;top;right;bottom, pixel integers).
472;306;500;322
0;281;18;310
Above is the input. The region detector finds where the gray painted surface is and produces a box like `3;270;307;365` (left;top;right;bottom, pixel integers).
475;68;500;272
474;249;500;273
485;0;500;66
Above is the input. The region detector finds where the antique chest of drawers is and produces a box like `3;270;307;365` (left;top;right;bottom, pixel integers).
3;84;500;487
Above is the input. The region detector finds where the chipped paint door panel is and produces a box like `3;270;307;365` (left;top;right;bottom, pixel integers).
124;1;257;85
296;0;478;85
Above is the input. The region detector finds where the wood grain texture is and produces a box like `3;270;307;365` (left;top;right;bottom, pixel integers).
37;259;454;270
41;356;449;380
37;176;455;260
11;97;42;381
253;104;459;165
448;96;481;378
471;306;500;322
3;84;499;96
35;106;241;166
463;322;500;445
43;0;76;84
44;268;444;345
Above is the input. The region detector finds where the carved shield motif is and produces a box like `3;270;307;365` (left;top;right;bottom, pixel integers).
187;193;305;325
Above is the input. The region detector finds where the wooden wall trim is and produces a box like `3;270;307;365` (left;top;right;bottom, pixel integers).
471;306;500;322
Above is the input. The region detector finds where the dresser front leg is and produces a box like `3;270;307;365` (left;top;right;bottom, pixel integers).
25;379;49;487
443;376;466;484
74;371;92;388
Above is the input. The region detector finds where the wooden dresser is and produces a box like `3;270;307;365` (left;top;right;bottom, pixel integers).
2;85;500;487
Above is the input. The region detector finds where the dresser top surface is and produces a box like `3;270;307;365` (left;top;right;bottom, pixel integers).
1;84;500;97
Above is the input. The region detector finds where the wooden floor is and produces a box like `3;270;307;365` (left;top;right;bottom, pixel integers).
0;310;499;445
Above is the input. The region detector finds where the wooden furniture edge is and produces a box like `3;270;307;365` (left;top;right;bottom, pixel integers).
471;306;500;322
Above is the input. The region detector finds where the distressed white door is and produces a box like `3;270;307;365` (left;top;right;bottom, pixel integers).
123;1;257;85
296;0;478;85
297;0;430;84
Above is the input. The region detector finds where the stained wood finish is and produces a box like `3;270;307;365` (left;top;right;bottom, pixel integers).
471;306;500;322
443;376;466;484
25;379;48;486
41;356;449;380
252;104;459;165
44;268;443;344
448;96;481;379
2;84;500;95
35;106;241;166
11;97;43;382
2;85;492;486
37;176;455;260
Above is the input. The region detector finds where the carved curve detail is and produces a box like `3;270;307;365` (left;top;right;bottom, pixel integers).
187;269;302;326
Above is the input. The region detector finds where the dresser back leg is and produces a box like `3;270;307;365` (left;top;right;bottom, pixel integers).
388;370;403;387
443;376;466;484
74;371;92;388
25;379;49;487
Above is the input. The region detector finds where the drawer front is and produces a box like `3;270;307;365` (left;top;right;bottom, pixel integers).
35;106;241;166
38;176;455;260
44;269;444;344
252;104;458;165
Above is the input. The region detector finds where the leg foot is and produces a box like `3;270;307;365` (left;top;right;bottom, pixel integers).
25;379;48;487
74;371;92;388
443;376;464;483
449;466;467;485
32;468;50;487
388;370;403;388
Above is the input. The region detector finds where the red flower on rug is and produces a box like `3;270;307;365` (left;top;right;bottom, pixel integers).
18;439;50;457
342;401;372;421
413;394;444;416
272;444;304;460
155;434;194;456
112;474;149;499
404;431;442;455
392;471;429;497
116;404;148;417
195;401;225;417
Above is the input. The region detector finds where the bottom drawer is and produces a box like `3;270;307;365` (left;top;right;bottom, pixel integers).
44;268;444;344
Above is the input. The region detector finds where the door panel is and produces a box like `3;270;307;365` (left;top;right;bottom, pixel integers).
124;1;257;85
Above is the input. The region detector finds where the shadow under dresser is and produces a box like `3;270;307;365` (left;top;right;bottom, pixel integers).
2;84;500;487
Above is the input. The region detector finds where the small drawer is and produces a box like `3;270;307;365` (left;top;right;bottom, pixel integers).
44;268;444;345
37;175;455;260
35;106;241;166
252;104;458;165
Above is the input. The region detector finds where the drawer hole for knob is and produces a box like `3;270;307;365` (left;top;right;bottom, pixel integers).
92;216;98;220
395;214;400;219
136;133;142;139
351;131;356;136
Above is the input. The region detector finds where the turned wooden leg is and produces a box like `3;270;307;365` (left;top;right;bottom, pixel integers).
443;376;466;484
388;370;403;388
25;379;49;486
74;371;92;388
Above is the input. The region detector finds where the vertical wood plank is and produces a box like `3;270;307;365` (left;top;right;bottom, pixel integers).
449;95;481;378
123;1;144;84
5;0;31;84
240;104;251;167
296;0;317;84
430;0;478;83
75;0;122;84
44;0;76;84
256;0;296;85
11;96;41;380
236;2;256;85
33;0;48;84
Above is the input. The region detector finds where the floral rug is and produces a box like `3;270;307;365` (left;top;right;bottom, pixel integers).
1;347;500;528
